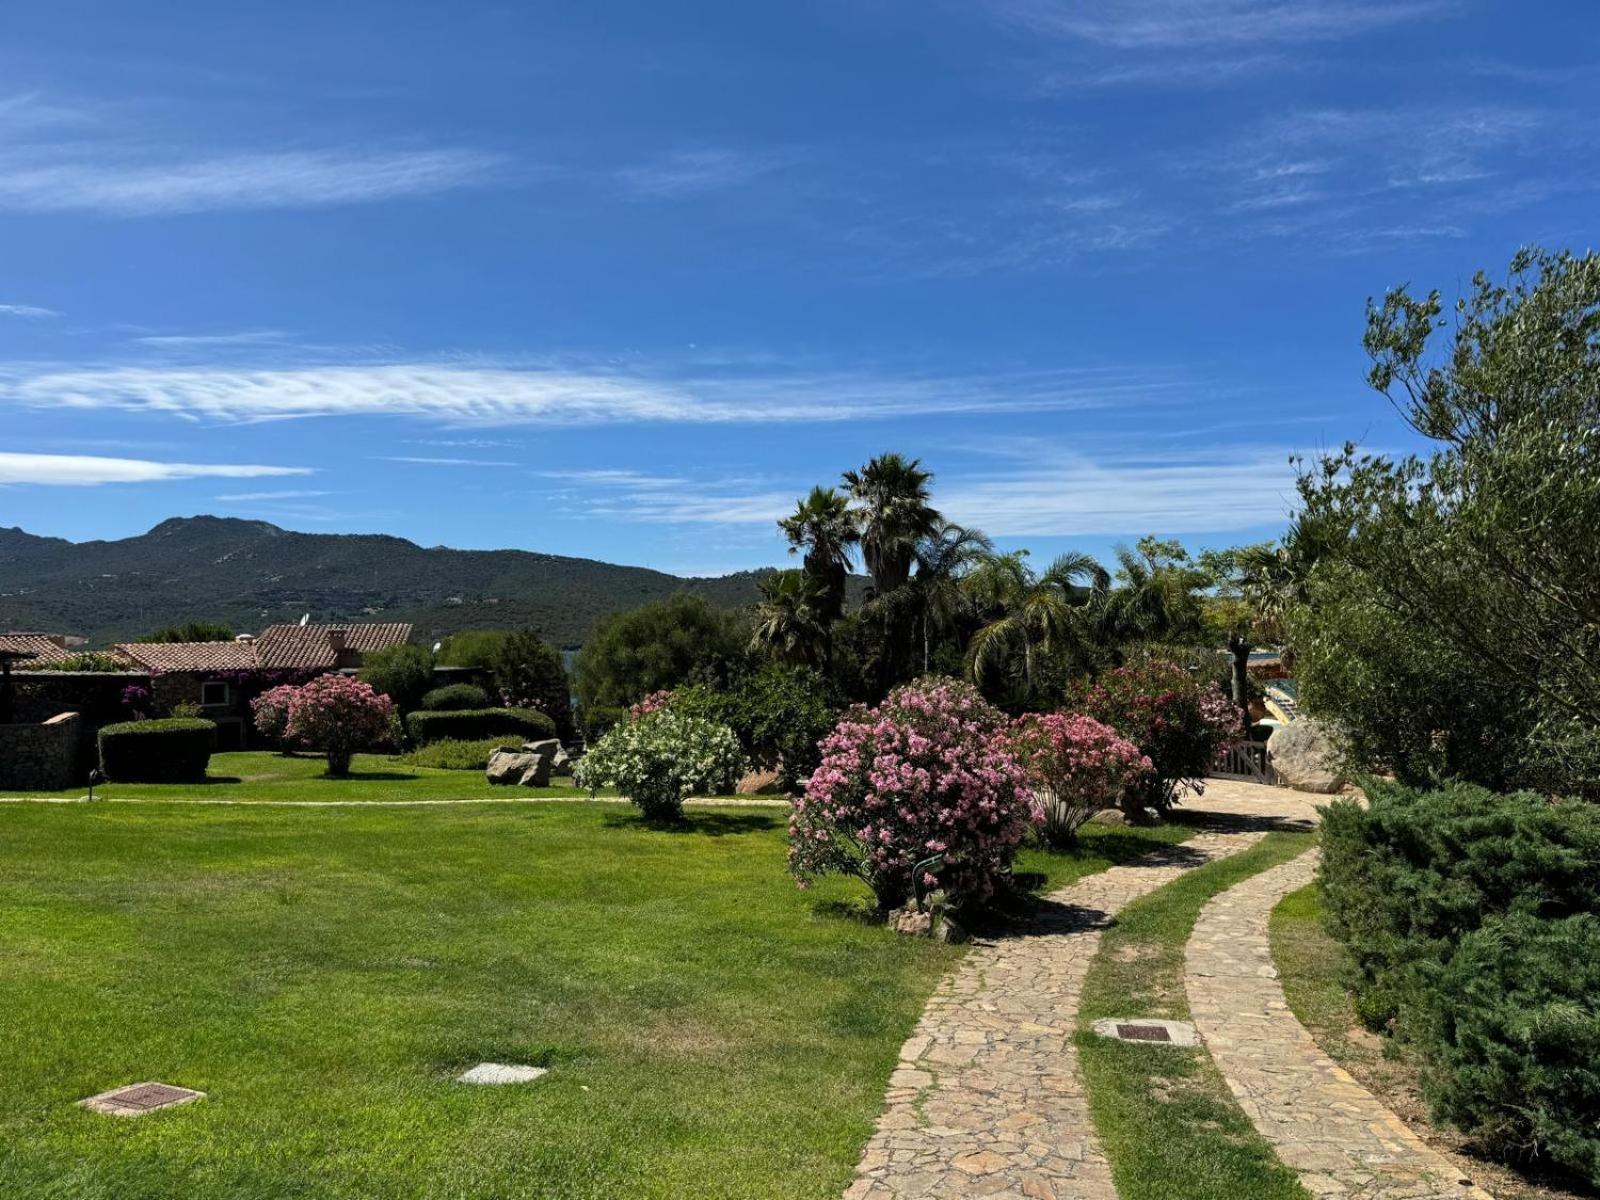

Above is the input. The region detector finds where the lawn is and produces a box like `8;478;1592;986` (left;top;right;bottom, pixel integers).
1077;830;1318;1200
0;767;1197;1199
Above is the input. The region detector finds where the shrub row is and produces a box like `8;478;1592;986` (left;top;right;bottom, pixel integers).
1320;780;1600;1184
404;707;556;746
399;737;525;771
417;683;490;712
98;718;216;783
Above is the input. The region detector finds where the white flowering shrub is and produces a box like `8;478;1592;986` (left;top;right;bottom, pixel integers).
575;709;747;821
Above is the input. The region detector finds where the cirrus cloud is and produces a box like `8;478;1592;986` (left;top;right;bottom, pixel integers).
0;451;311;486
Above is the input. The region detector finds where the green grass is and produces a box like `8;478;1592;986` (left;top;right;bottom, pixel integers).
17;751;597;803
0;779;1197;1199
1076;831;1317;1200
1268;883;1386;1070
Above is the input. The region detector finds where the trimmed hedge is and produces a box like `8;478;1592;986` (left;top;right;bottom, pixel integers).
404;707;556;746
98;718;216;783
1320;779;1600;1184
418;683;490;712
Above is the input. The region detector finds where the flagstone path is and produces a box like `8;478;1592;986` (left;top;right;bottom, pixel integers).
1186;851;1494;1200
844;827;1268;1200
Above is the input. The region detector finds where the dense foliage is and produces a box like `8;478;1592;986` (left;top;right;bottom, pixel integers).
98;718;216;782
1320;780;1600;1181
404;706;556;746
1288;248;1600;798
1005;712;1150;845
357;644;435;715
789;678;1038;910
398;737;526;771
492;632;574;744
572;594;746;725
574;709;746;821
1074;659;1237;811
418;683;490;711
135;621;235;643
282;675;396;777
670;664;838;791
19;652;123;672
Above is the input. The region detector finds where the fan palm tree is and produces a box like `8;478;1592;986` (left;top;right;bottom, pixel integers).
842;453;942;595
909;520;992;674
964;550;1110;695
778;486;858;624
750;570;830;668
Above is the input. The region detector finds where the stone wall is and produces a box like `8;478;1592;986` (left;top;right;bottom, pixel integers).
9;671;146;779
0;712;81;791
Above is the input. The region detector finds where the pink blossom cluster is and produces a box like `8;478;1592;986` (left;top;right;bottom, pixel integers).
788;677;1040;909
628;690;675;721
275;674;395;776
1005;713;1151;844
251;683;302;741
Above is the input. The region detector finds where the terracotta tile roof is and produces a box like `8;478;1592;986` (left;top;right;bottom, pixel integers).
255;623;413;669
113;640;262;672
0;633;74;664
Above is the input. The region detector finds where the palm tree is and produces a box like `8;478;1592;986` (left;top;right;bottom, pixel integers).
964;550;1110;697
1101;538;1206;646
778;486;858;625
909;521;992;674
842;454;942;595
750;570;829;668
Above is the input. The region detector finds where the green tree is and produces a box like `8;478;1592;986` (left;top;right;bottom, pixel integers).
843;453;942;595
778;486;857;626
136;621;235;643
750;570;830;668
1100;536;1206;647
964;549;1110;705
494;631;574;744
573;594;745;718
1290;247;1600;798
436;628;510;670
357;643;435;715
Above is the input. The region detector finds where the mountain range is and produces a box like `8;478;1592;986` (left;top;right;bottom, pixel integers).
0;517;795;648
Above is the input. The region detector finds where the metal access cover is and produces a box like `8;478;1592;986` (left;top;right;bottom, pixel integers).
1091;1017;1201;1047
80;1082;205;1116
1117;1023;1172;1042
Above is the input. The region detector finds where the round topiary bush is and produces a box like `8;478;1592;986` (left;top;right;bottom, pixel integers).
98;718;217;783
404;707;556;746
789;677;1039;911
574;708;746;821
418;683;491;712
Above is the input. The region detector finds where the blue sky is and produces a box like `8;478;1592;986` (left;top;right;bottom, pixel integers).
0;1;1595;575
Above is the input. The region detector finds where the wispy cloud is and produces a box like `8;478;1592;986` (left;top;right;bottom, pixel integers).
0;360;1189;427
536;468;797;525
985;0;1448;50
375;455;520;466
134;329;287;347
0;451;310;486
0;147;503;217
0;302;59;318
214;488;335;501
939;445;1300;535
616;149;796;198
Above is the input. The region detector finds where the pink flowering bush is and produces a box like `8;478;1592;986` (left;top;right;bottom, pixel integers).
628;690;675;722
250;683;302;749
789;677;1039;911
281;675;396;777
1074;659;1241;812
1005;713;1152;846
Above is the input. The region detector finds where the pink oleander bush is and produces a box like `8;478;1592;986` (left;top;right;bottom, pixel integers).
788;677;1039;912
628;690;675;722
1074;659;1241;812
250;683;302;748
281;675;395;777
1006;712;1152;846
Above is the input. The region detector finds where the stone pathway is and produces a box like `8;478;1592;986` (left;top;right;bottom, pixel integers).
845;828;1267;1200
1186;851;1494;1200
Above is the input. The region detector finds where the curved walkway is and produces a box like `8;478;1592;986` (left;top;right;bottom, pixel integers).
845;828;1268;1200
1186;851;1493;1200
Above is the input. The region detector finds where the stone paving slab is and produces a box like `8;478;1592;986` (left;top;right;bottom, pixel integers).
844;829;1268;1200
1186;851;1494;1200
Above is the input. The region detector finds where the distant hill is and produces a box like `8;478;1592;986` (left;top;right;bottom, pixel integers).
0;517;812;649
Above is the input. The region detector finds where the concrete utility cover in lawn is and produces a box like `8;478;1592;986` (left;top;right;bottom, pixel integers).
457;1062;548;1085
80;1082;205;1116
1091;1018;1200;1047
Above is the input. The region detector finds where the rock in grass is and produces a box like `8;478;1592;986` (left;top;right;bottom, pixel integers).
487;750;539;786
